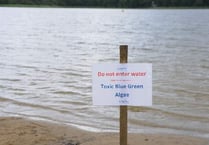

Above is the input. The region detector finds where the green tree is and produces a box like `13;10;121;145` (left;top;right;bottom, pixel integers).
194;0;204;6
119;0;127;8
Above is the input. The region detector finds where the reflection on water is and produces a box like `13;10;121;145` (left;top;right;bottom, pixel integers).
0;8;209;138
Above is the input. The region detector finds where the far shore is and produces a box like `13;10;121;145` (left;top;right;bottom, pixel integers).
0;117;208;145
0;4;209;9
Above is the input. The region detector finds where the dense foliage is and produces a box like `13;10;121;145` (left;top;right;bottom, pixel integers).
0;0;209;8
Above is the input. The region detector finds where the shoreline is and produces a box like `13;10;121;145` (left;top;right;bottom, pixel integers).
0;117;208;145
0;5;209;9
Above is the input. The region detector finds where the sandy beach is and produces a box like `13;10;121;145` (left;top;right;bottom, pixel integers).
0;117;208;145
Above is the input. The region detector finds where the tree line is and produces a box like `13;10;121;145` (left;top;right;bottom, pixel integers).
0;0;209;8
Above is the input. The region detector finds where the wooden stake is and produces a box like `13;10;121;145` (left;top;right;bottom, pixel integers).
120;45;128;145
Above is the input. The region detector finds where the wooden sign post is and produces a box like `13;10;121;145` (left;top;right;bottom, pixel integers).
92;45;152;145
120;45;128;145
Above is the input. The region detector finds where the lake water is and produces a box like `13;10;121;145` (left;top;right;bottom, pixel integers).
0;7;209;139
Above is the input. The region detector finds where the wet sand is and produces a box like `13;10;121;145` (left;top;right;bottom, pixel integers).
0;117;208;145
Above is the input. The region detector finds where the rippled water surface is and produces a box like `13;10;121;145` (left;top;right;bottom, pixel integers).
0;8;209;138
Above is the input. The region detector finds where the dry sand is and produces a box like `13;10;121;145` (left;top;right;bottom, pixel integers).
0;117;208;145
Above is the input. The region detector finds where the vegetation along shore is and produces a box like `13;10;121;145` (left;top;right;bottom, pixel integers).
0;0;209;8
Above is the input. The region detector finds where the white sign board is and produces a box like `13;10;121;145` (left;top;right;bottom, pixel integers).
92;63;152;106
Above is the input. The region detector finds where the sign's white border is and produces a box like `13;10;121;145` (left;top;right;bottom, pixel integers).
92;63;152;106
